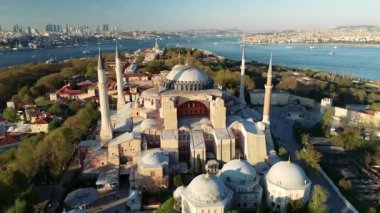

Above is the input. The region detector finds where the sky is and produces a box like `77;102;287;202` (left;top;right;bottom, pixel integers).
0;0;380;32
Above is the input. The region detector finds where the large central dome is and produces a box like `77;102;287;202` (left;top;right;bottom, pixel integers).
162;65;214;91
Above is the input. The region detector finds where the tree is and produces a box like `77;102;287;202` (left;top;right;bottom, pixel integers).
48;102;63;115
15;135;44;179
68;100;81;114
3;107;19;122
301;133;310;146
156;197;175;213
338;179;352;192
296;144;323;171
173;174;183;189
308;185;329;213
322;109;334;128
287;199;305;213
278;147;288;159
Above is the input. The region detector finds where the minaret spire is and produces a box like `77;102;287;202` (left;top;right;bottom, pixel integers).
115;43;126;110
97;49;113;144
239;33;246;105
262;53;273;125
185;50;190;66
178;50;181;65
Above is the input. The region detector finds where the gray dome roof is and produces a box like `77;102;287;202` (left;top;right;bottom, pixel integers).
141;87;160;98
185;174;233;204
267;161;309;189
162;65;214;91
220;159;258;185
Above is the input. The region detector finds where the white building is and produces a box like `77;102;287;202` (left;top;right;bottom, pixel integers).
174;172;233;213
265;161;312;212
219;159;263;210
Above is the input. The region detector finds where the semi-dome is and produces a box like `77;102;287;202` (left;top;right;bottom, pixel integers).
185;174;233;204
162;65;214;91
139;118;161;131
141;87;160;98
220;159;258;185
267;161;309;189
139;149;169;168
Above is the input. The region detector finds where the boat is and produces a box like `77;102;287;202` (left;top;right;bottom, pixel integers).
329;51;335;55
82;50;90;54
309;46;316;49
45;58;58;64
286;46;293;49
214;42;218;45
333;46;338;49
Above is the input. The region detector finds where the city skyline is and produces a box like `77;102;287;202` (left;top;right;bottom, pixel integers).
1;0;380;32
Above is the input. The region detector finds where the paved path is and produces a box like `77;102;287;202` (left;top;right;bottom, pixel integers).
256;106;354;213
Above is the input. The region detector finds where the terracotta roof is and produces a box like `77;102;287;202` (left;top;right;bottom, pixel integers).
0;133;18;145
32;116;52;125
77;80;94;87
125;73;148;78
56;85;84;95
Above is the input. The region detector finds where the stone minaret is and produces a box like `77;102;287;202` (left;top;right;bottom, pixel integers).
239;35;246;105
115;44;126;110
262;54;273;125
97;50;113;143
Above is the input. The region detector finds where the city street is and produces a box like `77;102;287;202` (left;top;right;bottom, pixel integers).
254;105;354;213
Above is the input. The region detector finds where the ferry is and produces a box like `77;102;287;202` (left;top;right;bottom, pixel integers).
45;58;58;64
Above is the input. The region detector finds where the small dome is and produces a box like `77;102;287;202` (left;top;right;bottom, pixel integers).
185;174;232;204
267;161;308;189
220;159;258;185
140;149;169;168
162;65;214;91
140;118;161;131
173;186;184;199
141;87;160;98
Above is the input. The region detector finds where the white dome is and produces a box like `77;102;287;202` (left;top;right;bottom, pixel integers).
139;149;169;168
166;65;211;82
267;161;308;189
163;65;214;91
220;159;258;185
185;174;232;204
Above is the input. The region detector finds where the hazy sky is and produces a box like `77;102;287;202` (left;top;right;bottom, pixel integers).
1;0;379;31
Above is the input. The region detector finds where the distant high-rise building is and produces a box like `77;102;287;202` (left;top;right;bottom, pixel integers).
0;25;2;31
102;24;109;32
27;26;32;35
13;25;20;33
46;24;62;32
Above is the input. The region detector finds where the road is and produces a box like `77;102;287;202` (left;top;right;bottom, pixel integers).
255;105;354;213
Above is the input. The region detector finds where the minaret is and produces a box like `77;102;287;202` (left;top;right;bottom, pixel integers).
262;54;273;125
115;44;126;110
97;50;113;143
239;34;246;105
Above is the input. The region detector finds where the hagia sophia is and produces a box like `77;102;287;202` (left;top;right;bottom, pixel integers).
76;40;312;212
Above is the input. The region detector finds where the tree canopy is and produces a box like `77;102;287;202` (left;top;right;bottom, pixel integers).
308;185;329;213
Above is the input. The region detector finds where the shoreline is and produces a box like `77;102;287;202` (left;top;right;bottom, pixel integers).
1;39;379;80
